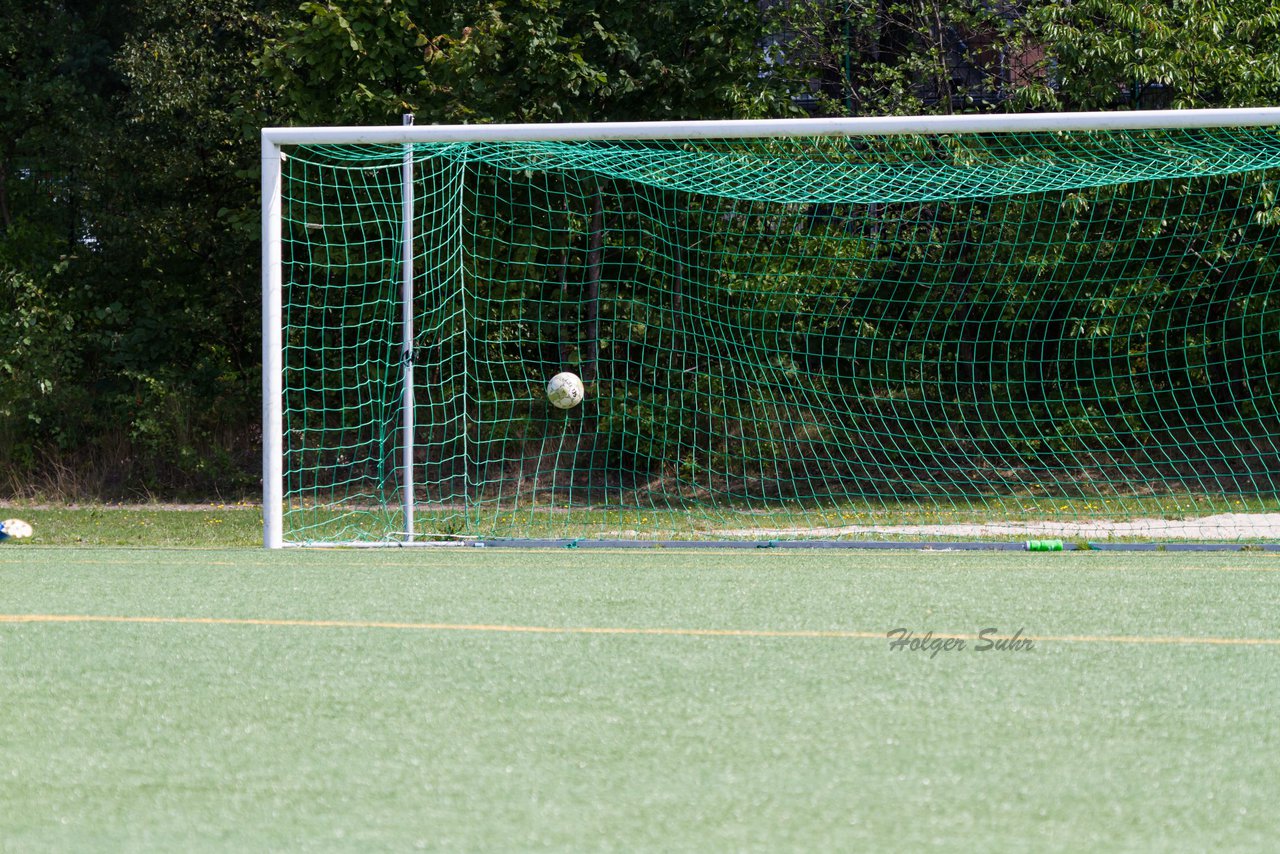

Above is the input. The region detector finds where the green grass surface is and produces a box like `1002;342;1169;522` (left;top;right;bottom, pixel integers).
7;497;1273;547
2;545;1279;850
290;494;1280;542
1;506;262;546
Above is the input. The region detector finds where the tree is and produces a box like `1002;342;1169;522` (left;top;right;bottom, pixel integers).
759;0;1280;116
82;0;290;491
6;0;1280;500
1;0;291;496
766;0;1044;116
259;0;806;125
0;1;124;467
1035;0;1280;110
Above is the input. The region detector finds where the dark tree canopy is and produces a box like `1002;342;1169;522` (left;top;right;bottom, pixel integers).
4;0;1280;498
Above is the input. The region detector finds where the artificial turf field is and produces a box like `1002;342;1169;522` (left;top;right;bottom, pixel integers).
2;545;1279;850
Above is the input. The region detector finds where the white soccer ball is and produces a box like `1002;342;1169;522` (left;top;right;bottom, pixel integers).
2;518;32;539
546;371;584;409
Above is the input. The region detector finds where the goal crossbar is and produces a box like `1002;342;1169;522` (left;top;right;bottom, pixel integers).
262;107;1280;147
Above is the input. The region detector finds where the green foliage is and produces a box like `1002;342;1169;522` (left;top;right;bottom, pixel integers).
769;0;1043;115
260;0;804;124
7;0;1280;505
0;264;85;451
1034;0;1280;109
0;0;289;497
755;0;1280;115
83;0;287;492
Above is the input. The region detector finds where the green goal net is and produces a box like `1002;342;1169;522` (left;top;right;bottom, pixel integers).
265;115;1280;545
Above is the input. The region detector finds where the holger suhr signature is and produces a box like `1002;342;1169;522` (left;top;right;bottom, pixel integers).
887;627;1034;658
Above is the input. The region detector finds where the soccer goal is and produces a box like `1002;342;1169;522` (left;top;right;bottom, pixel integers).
262;109;1280;547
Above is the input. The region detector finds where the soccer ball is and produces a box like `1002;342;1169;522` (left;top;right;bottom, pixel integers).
546;371;584;409
1;518;32;540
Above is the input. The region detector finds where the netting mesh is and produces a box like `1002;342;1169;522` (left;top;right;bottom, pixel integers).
278;126;1280;542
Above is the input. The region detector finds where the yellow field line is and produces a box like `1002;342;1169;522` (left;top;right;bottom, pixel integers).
0;614;884;639
2;613;1279;646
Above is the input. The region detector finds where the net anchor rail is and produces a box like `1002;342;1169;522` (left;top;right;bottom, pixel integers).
281;539;1280;552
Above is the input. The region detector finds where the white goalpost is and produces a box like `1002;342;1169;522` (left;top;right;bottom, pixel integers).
262;108;1280;548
